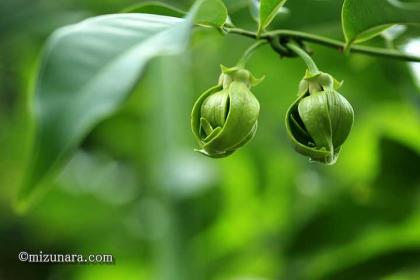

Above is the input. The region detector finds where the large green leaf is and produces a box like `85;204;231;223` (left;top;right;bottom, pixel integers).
342;0;420;47
18;2;216;208
258;0;288;33
123;0;228;28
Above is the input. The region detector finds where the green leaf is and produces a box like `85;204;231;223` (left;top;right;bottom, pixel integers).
123;0;228;28
258;0;288;33
194;0;228;27
18;5;206;209
249;0;260;23
122;1;186;18
342;0;420;48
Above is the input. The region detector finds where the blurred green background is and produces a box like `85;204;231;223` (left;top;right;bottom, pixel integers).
1;0;420;279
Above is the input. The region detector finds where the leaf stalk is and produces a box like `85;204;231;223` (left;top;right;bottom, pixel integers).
285;42;319;75
237;40;267;67
223;27;420;62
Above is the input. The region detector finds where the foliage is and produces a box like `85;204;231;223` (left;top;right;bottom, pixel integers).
19;0;228;207
258;0;288;33
342;0;420;48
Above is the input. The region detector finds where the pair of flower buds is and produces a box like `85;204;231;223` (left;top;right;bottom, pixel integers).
191;65;354;164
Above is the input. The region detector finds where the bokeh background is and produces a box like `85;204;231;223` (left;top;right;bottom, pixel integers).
1;0;420;279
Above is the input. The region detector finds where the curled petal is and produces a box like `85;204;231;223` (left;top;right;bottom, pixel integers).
285;72;354;164
191;67;261;158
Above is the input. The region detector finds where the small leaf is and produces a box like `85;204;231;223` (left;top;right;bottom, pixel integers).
195;0;228;27
122;1;186;18
124;0;228;28
342;0;420;48
258;0;288;33
19;2;208;209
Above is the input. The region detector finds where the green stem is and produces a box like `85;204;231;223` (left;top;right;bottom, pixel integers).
286;42;320;75
223;27;420;62
237;40;267;67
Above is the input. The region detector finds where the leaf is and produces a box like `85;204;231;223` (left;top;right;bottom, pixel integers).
195;0;228;27
18;2;210;209
258;0;288;33
122;2;186;18
249;0;260;23
123;0;228;28
342;0;420;48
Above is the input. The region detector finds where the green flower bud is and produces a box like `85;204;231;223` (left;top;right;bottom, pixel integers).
286;71;354;164
191;65;263;158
